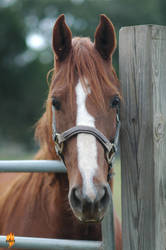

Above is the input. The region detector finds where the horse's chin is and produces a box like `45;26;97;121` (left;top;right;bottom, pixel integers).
78;217;103;223
72;210;105;223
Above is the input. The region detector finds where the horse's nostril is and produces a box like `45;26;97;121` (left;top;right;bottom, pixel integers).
99;186;109;208
70;187;81;209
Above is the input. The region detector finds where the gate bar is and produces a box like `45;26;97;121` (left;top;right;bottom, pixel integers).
0;160;115;250
0;236;102;250
0;160;66;172
102;190;115;250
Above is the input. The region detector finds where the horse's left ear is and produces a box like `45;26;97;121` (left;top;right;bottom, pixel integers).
94;14;116;60
52;14;72;62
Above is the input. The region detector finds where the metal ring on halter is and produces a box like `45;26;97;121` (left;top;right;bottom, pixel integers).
106;146;116;165
54;134;64;155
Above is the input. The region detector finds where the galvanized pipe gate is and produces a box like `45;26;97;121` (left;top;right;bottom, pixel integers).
0;160;115;250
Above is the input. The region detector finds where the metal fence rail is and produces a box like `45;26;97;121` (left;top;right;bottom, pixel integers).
0;236;102;250
0;160;66;172
0;160;115;250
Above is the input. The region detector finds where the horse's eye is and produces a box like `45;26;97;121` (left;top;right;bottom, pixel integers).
111;96;120;108
52;97;61;110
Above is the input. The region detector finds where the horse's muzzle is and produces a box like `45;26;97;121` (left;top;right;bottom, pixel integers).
69;184;110;222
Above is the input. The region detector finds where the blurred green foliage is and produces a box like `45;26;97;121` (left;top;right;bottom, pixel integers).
0;0;165;148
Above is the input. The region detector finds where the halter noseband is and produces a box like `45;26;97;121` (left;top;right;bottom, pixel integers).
52;105;120;181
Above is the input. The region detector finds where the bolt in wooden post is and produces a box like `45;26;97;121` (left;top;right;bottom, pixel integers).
119;25;166;250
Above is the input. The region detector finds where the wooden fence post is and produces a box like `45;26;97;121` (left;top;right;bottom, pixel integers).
119;25;166;250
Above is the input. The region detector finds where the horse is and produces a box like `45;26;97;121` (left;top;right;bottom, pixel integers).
0;14;122;250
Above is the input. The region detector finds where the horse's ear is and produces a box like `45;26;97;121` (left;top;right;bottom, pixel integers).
94;14;116;60
52;14;72;62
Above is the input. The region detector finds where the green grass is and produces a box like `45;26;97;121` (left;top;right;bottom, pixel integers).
0;143;35;160
0;152;34;160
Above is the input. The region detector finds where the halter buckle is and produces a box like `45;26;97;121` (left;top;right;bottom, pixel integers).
106;145;116;164
54;134;64;155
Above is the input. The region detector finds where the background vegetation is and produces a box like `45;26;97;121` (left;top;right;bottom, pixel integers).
0;0;165;151
0;0;165;216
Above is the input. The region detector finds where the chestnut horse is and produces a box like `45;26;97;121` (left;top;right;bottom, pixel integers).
0;14;122;249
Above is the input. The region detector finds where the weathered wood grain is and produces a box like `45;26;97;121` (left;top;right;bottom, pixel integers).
119;25;166;250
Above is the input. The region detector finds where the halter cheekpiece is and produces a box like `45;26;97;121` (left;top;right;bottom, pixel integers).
52;104;120;182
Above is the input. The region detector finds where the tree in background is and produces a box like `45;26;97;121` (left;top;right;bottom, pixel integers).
0;0;165;150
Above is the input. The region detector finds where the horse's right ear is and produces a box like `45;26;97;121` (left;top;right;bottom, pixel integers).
52;14;72;62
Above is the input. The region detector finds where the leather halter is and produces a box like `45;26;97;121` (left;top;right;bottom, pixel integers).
52;105;120;181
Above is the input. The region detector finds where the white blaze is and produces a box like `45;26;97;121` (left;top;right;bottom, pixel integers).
76;80;98;200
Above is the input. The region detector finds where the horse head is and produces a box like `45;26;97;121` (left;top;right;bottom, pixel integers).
42;14;121;223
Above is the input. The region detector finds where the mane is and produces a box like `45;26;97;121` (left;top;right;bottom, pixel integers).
35;37;121;157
